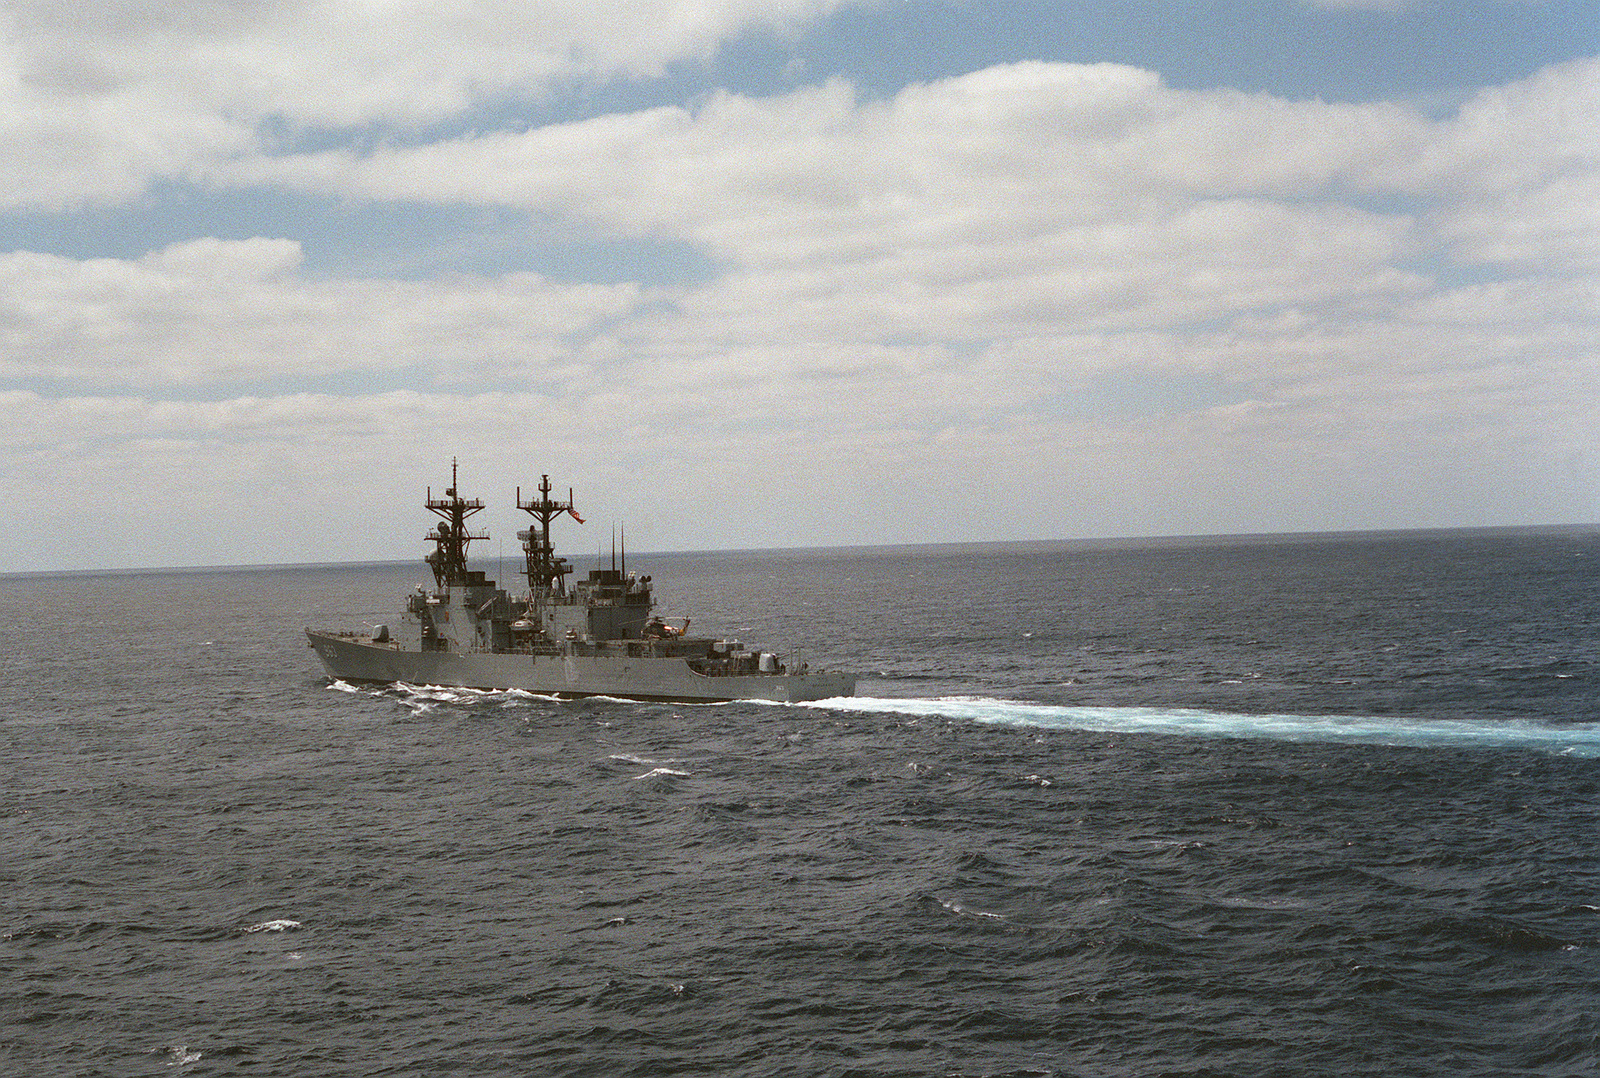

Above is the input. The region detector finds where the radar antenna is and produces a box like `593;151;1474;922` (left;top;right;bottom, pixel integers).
422;458;488;589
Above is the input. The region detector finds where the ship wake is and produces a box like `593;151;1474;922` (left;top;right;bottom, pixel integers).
800;696;1600;757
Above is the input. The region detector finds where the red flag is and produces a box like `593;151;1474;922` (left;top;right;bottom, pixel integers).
568;508;585;524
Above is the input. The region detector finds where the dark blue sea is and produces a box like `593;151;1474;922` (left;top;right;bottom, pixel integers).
4;529;1599;1077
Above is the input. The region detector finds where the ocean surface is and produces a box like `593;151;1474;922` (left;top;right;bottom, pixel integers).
4;528;1598;1077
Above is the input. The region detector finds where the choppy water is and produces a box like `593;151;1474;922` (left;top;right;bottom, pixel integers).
4;529;1598;1076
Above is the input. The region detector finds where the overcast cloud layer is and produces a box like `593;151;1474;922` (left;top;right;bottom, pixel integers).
2;0;1596;571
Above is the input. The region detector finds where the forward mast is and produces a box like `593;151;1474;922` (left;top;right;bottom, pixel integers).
423;458;489;590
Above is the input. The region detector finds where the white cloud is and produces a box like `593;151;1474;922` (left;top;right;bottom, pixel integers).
0;0;862;209
198;58;1597;444
9;0;854;121
220;64;1446;350
226;56;1600;289
1366;57;1600;271
0;238;646;386
2;48;1597;567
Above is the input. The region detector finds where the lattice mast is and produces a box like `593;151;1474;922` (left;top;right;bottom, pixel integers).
423;458;488;589
517;474;582;594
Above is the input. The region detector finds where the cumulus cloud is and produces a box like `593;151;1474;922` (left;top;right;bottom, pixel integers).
219;65;1444;348
2;37;1597;567
0;0;860;209
212;58;1597;361
9;0;854;119
0;238;646;386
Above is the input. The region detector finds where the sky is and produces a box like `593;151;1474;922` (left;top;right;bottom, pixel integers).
2;0;1597;572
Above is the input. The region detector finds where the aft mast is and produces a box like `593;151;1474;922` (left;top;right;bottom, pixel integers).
423;458;488;589
517;475;582;595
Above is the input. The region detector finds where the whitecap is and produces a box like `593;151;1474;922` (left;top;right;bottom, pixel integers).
937;897;1007;922
244;919;301;933
162;1045;202;1067
632;767;691;780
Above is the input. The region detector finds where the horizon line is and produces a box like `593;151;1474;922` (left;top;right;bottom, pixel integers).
6;521;1596;580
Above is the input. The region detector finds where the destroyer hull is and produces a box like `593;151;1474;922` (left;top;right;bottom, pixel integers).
306;629;855;703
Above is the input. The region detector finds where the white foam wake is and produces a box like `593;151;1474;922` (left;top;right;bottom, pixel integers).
632;767;691;780
800;696;1600;757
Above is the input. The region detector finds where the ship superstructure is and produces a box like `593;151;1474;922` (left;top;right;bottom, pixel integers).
306;464;855;702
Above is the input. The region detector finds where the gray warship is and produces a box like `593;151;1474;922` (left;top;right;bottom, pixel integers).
306;464;856;702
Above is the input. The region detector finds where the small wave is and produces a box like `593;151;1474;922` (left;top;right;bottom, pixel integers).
160;1045;202;1067
610;753;684;765
935;897;1008;922
632;767;691;780
801;697;1600;757
1207;894;1310;911
244;919;301;933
